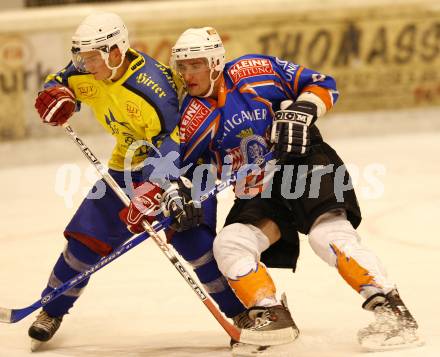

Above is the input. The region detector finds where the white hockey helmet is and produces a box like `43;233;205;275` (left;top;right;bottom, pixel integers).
71;12;130;79
171;27;225;97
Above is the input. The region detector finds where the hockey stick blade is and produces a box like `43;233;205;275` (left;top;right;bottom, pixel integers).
0;219;169;323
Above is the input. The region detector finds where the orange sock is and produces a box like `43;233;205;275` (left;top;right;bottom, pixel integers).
228;262;276;308
331;243;382;293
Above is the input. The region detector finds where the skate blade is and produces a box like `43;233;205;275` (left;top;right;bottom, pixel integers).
30;338;44;352
240;326;299;346
232;341;296;357
360;332;425;352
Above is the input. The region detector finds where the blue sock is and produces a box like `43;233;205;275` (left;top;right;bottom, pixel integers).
42;239;101;317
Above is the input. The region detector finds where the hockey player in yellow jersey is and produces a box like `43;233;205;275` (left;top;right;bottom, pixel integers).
41;19;181;172
29;12;246;351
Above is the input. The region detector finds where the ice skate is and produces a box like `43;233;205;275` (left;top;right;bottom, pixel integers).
230;308;257;347
233;309;255;330
358;289;424;351
28;310;63;352
232;294;298;357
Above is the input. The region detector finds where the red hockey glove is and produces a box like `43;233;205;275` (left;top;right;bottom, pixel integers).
119;182;163;234
35;86;76;126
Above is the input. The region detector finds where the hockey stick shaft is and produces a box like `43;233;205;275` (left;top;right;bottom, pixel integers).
61;124;242;340
1;124;273;343
0;149;270;324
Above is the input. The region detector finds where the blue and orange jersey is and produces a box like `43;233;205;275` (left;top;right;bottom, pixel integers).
179;54;338;175
44;48;182;180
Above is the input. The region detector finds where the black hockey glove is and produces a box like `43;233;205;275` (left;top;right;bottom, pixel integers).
161;177;203;232
271;100;317;160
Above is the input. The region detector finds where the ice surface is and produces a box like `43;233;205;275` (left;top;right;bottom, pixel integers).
0;109;439;356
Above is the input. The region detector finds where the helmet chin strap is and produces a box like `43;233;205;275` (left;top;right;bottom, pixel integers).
201;68;221;98
103;52;126;81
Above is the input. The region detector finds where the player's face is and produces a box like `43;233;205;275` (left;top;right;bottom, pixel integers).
79;50;112;80
176;58;211;97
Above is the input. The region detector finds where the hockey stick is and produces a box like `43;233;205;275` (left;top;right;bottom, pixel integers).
1;123;274;344
0;218;170;324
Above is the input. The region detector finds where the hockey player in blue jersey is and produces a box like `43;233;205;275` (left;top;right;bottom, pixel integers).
30;14;245;351
162;27;421;351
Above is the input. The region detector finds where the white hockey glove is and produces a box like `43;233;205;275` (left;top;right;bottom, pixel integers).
161;177;203;232
271;100;317;160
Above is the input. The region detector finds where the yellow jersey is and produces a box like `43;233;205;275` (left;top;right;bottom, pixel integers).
45;48;181;177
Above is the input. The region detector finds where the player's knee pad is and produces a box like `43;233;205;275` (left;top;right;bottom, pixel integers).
213;223;270;279
308;209;361;267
